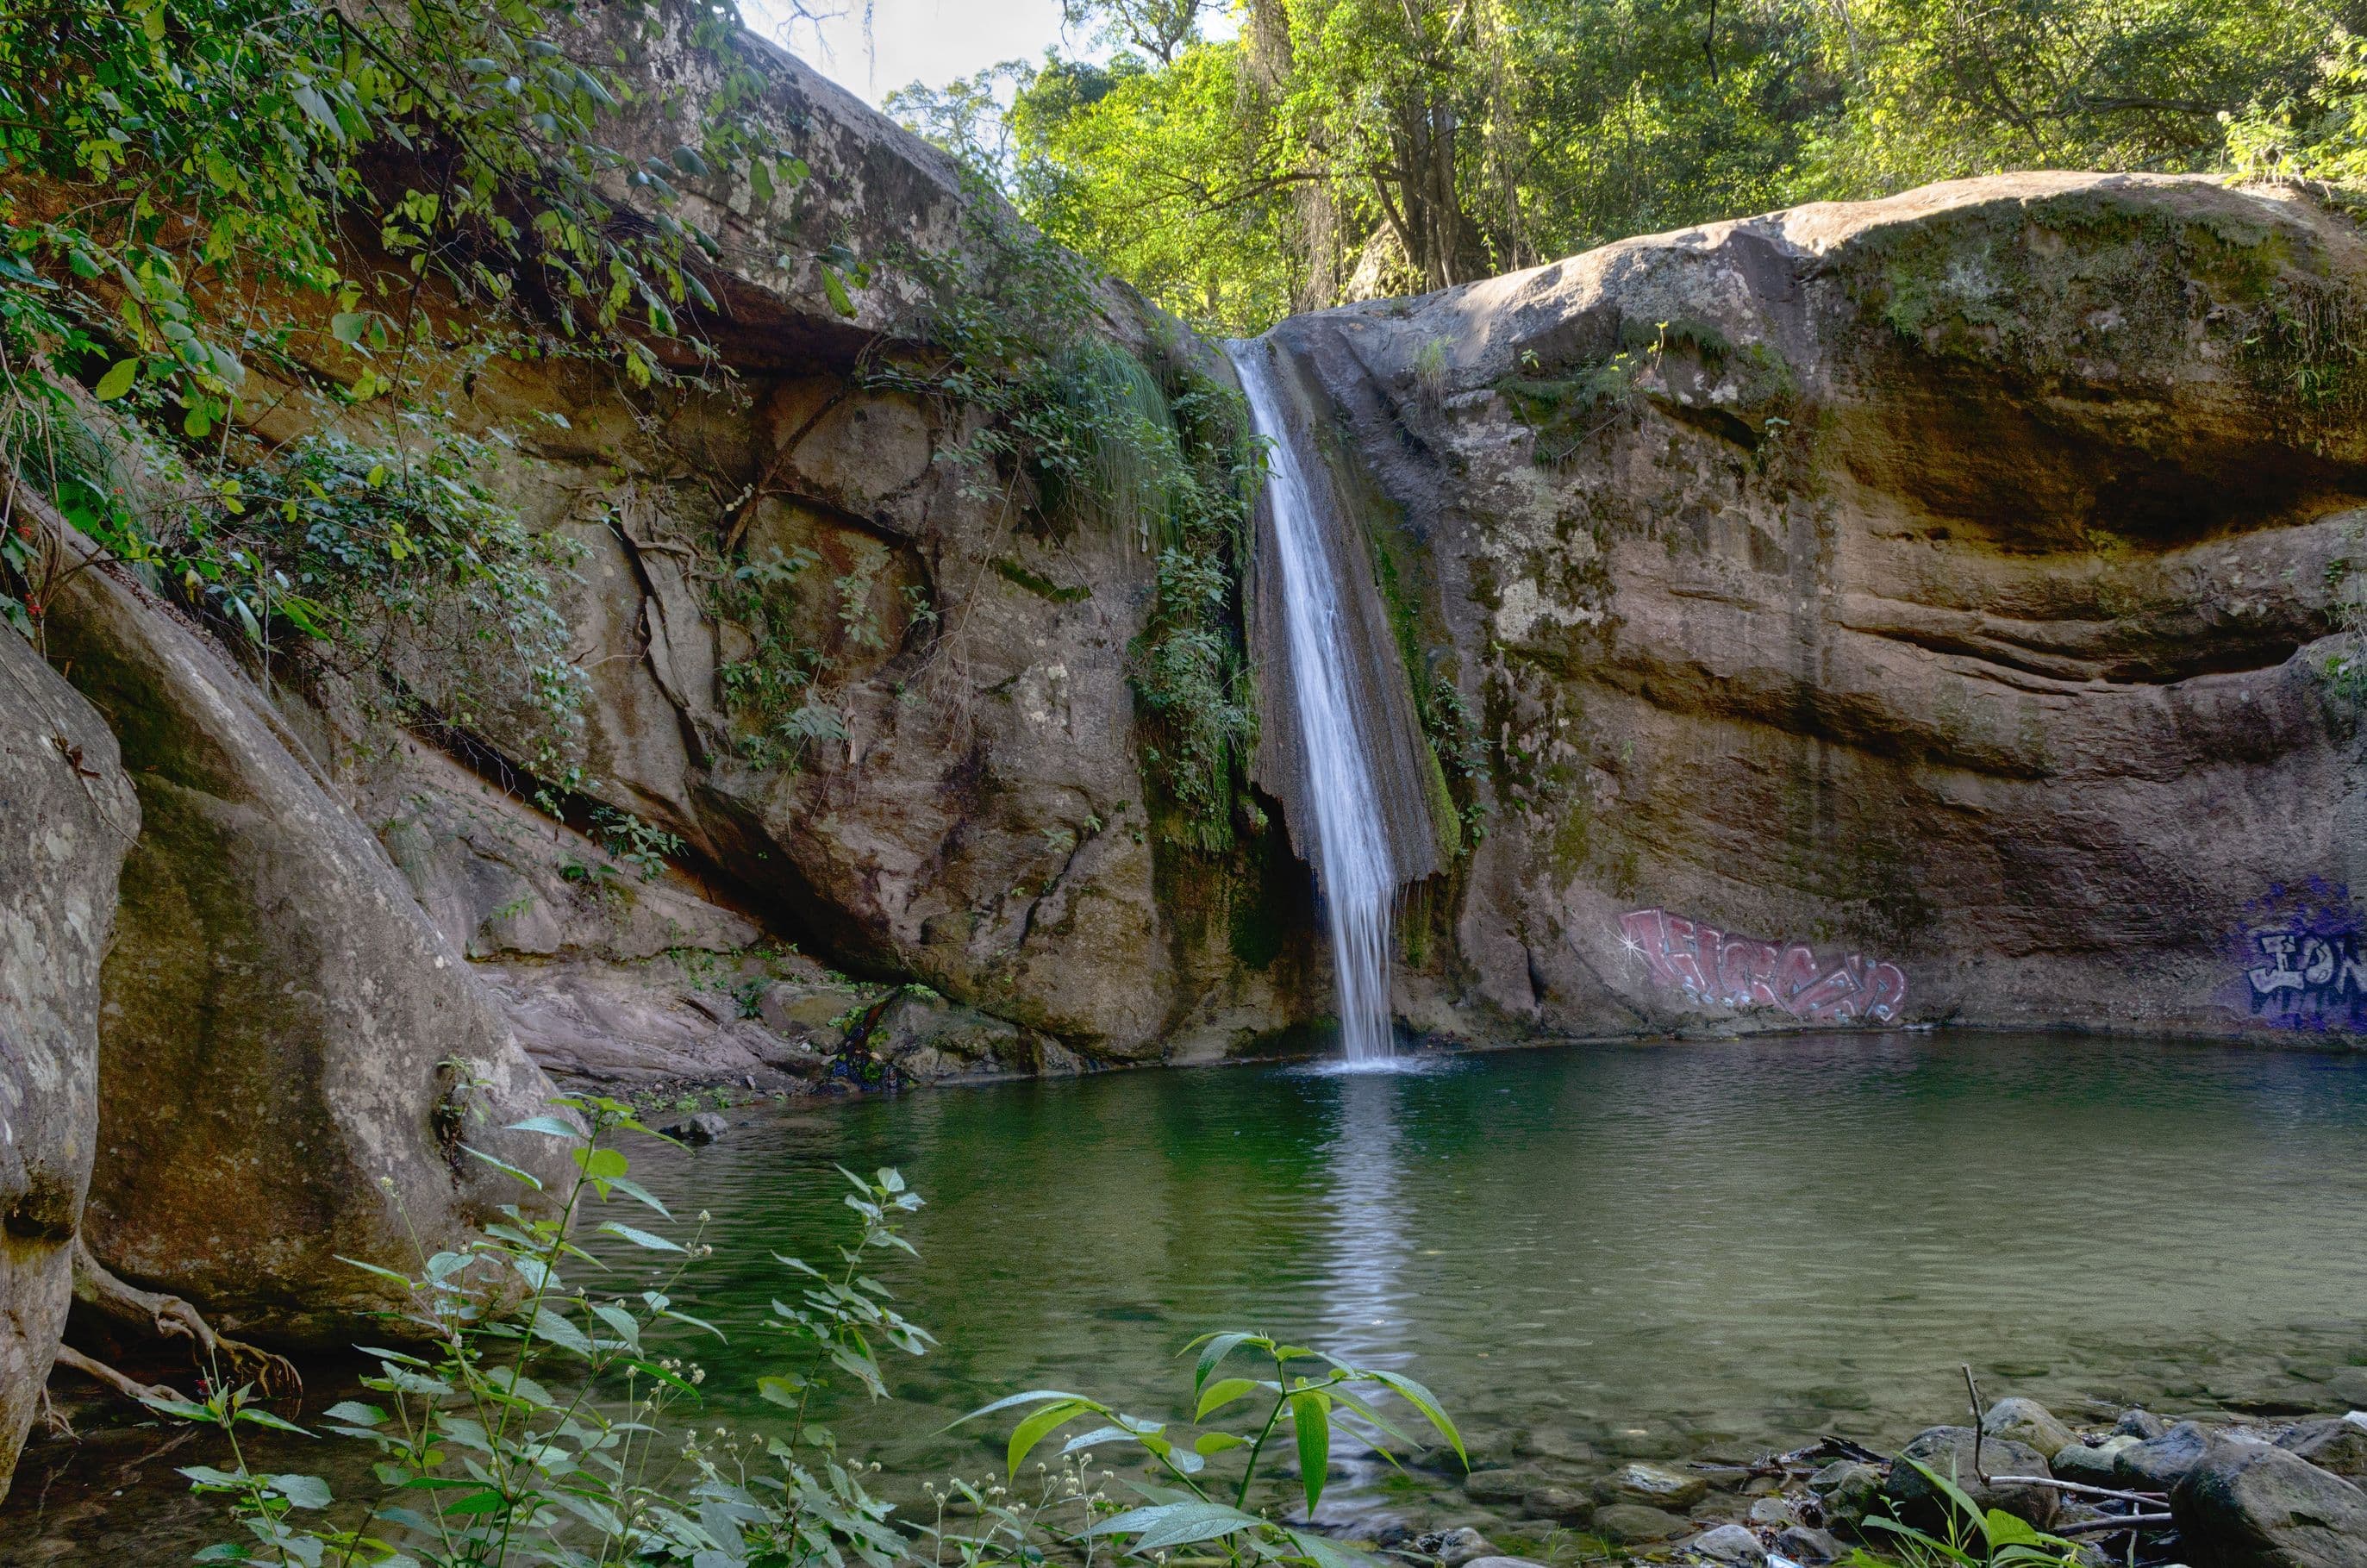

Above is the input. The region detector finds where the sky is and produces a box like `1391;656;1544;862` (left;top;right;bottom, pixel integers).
741;0;1235;108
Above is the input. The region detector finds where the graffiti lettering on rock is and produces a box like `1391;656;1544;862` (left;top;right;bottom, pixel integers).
1616;907;1908;1024
2232;879;2367;1031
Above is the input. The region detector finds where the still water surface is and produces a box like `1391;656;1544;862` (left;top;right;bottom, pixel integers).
9;1033;2367;1560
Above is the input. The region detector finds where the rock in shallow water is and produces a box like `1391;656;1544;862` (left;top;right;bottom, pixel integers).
2115;1421;2214;1490
1522;1484;1594;1521
1592;1503;1692;1544
2170;1434;2367;1568
663;1110;730;1144
2117;1409;2171;1441
1984;1397;2077;1460
2328;1369;2367;1410
2279;1415;2367;1485
1884;1427;2058;1529
1687;1523;1768;1565
1425;1527;1496;1567
1774;1525;1845;1565
1599;1461;1709;1509
2052;1435;2139;1486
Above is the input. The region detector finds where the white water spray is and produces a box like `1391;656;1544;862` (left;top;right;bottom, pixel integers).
1228;340;1398;1063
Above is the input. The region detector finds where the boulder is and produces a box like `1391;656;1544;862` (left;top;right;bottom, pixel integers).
2119;1410;2172;1441
1747;1497;1801;1528
1808;1460;1883;1527
859;987;1079;1082
1599;1460;1709;1509
2330;1370;2367;1411
662;1112;731;1145
2116;1421;2214;1490
1775;1526;1846;1565
1687;1524;1768;1565
1985;1397;2077;1460
0;628;136;1501
2053;1436;2140;1487
2170;1435;2367;1568
1593;1503;1693;1544
1883;1427;2058;1529
44;551;571;1346
2280;1415;2367;1484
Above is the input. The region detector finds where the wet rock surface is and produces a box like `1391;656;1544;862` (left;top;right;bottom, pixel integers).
2172;1434;2367;1568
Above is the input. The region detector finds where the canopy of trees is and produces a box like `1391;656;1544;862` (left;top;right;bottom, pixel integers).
890;0;2367;336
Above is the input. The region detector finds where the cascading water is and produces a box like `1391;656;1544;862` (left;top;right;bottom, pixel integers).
1227;339;1399;1064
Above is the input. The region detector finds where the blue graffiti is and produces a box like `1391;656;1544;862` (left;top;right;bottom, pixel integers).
2236;879;2367;1031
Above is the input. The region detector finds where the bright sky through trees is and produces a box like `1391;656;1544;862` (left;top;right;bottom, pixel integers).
744;0;1236;106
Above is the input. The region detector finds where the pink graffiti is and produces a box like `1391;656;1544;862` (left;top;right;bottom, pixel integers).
1616;908;1908;1024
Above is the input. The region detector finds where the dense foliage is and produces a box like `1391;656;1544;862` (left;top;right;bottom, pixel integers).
892;0;2367;336
0;0;808;717
161;1105;1465;1568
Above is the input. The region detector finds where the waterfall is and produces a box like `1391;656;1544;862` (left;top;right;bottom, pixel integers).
1228;340;1400;1064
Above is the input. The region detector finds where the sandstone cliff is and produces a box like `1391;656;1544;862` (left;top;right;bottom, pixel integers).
1265;172;2367;1043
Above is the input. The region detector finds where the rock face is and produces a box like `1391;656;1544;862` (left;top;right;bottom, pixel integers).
1265;172;2367;1040
41;550;571;1347
0;630;135;1501
2172;1435;2367;1568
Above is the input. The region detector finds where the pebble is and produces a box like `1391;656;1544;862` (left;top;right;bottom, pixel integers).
1426;1527;1496;1567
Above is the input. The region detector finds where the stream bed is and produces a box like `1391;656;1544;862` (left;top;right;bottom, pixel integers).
9;1031;2367;1561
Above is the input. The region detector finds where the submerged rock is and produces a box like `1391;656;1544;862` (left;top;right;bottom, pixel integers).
1984;1397;2077;1460
2171;1435;2367;1568
1599;1460;1709;1509
1593;1502;1693;1544
1522;1484;1595;1521
1883;1427;2058;1529
1465;1466;1554;1503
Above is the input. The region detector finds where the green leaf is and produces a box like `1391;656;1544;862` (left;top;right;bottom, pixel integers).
1196;1377;1262;1420
572;1145;628;1182
1367;1370;1465;1463
330;311;370;345
821;265;855;318
1983;1509;2045;1548
268;1472;333;1509
459;1145;544;1190
321;1401;385;1427
1008;1398;1089;1477
1191;1333;1258;1392
234;1407;312;1434
598;1221;682;1253
757;1375;804;1409
504;1114;583;1139
94;359;138;401
1285;1527;1386;1568
950;1389;1094;1427
1292;1389;1331;1515
1195;1431;1247;1456
1087;1500;1266;1550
